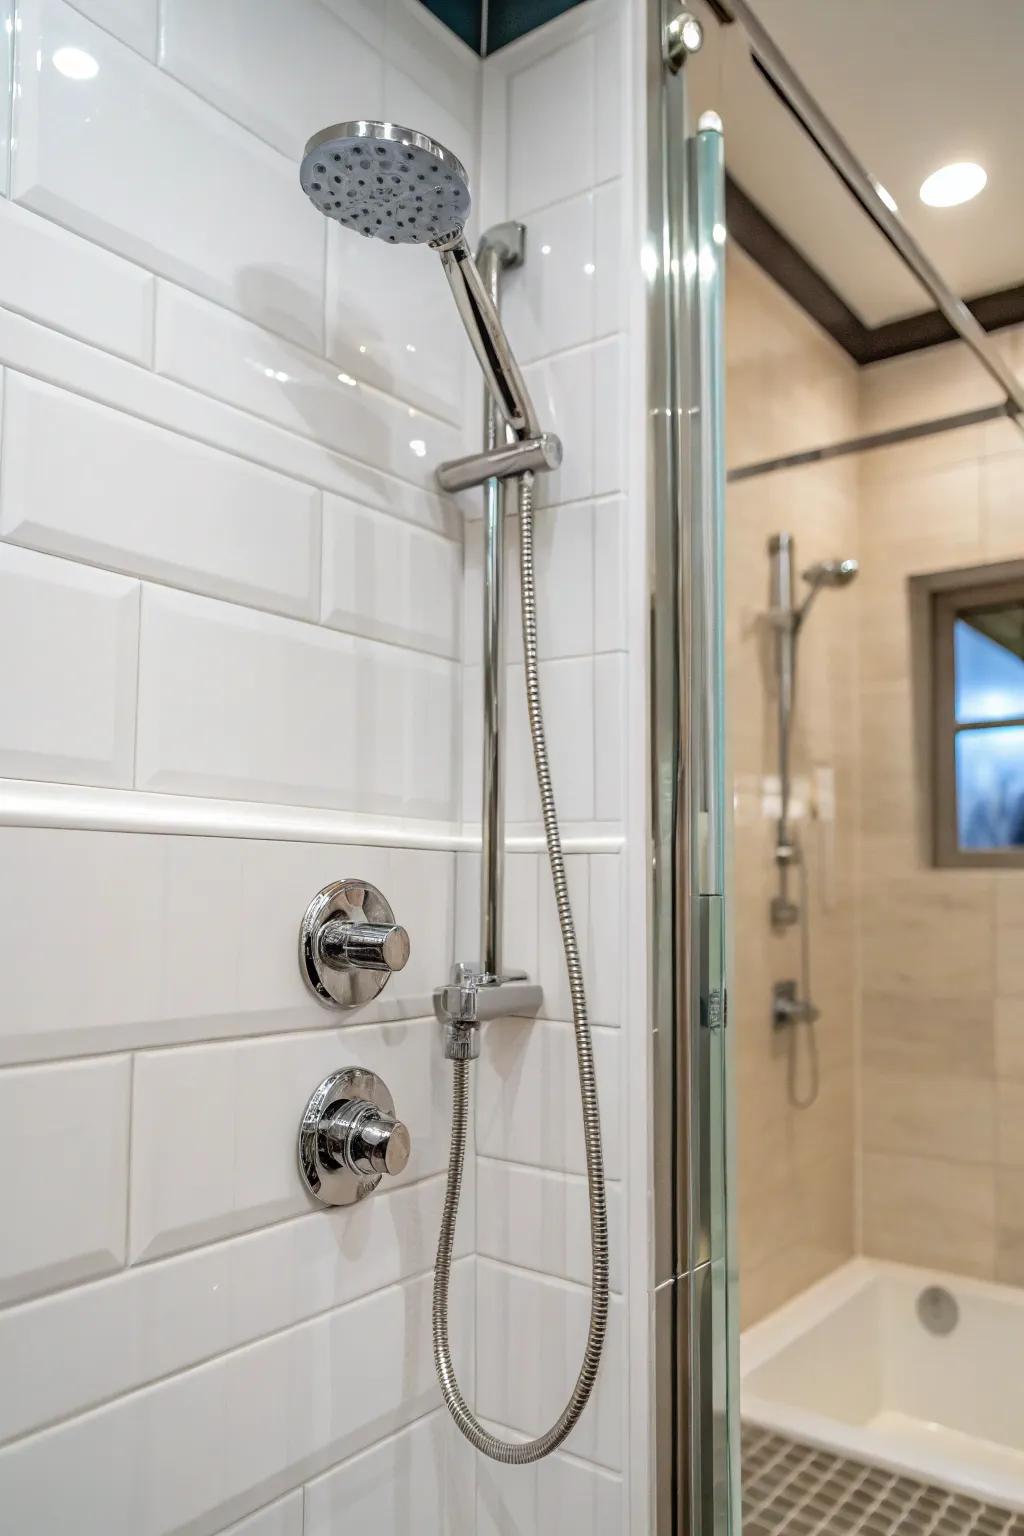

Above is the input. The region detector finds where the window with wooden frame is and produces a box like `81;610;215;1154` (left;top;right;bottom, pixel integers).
933;574;1024;867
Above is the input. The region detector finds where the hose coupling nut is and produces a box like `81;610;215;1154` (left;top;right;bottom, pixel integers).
443;1022;480;1061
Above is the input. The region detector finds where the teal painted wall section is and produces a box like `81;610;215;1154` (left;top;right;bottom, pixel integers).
422;0;482;51
487;0;587;52
420;0;586;54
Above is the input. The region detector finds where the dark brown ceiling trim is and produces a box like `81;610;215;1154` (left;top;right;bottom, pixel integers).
727;172;1024;366
725;174;869;357
861;284;1024;364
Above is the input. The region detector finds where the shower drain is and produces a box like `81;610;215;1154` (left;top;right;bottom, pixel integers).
742;1423;1024;1536
916;1283;960;1336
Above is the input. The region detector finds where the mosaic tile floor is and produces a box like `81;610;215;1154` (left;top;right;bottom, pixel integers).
743;1423;1024;1536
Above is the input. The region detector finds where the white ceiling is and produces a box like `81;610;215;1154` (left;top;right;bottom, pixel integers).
692;0;1024;328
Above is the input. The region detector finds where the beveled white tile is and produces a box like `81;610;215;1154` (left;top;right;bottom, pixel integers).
593;180;624;338
0;1174;465;1444
524;340;624;508
216;1491;302;1536
461;518;484;668
384;61;477;205
159;0;383;159
475;1260;623;1470
0;829;452;1064
523;350;594;508
129;1017;449;1260
476;1159;624;1293
0;1265;472;1536
305;1415;455;1536
586;854;622;1028
538;853;588;1022
2;372;321;617
0;1056;129;1304
325;224;471;427
592;337;625;496
507;33;595;216
593;5;625;187
13;0;325;348
135;587;458;819
71;0;157;55
453;849;481;959
537;1455;624;1535
0;199;153;362
477;1432;538;1536
528;504;594;660
506;657;594;825
383;0;480;162
0;0;11;195
0;300;459;536
503;853;541;981
503;192;601;363
461;661;484;824
322;494;461;658
594;653;625;822
0;545;139;788
319;0;383;50
476;1018;620;1178
593;497;626;651
154;283;460;492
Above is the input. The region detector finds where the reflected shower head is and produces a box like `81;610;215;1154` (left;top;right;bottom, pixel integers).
299;119;470;246
802;557;859;589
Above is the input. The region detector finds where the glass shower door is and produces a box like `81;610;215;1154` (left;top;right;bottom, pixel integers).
647;7;737;1531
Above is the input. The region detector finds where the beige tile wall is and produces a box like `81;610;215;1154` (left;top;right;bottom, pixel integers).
857;329;1024;1283
727;250;861;1327
728;250;1024;1322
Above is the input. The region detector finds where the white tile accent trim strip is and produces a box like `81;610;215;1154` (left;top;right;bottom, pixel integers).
0;779;625;853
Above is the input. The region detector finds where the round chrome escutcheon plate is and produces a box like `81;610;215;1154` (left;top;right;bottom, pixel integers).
299;879;399;1009
298;1066;397;1207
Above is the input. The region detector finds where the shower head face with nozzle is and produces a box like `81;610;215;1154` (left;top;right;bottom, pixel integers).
299;120;470;246
802;557;859;589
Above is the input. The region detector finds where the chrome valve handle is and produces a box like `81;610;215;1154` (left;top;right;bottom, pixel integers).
298;1067;410;1206
299;879;410;1009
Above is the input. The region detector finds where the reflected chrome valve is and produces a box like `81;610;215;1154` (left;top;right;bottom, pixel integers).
299;879;410;1010
298;1067;410;1207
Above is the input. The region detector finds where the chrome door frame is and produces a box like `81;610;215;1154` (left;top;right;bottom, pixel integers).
646;2;736;1530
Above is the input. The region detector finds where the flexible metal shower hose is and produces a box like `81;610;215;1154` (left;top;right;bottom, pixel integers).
432;471;610;1463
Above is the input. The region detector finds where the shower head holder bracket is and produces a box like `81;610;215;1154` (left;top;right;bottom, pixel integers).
433;962;543;1059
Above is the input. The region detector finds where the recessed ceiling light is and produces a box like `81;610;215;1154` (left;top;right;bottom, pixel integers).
919;161;987;208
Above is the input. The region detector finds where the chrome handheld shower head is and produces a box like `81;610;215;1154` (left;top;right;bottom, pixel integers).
299;118;548;462
794;555;858;631
299;120;470;245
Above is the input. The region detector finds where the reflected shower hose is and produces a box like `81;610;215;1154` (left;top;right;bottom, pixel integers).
432;471;610;1463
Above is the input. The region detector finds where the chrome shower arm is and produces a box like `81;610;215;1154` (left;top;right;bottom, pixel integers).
435;233;542;439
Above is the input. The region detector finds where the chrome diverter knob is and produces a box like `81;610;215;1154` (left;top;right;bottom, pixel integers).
298;1067;411;1206
299;879;410;1009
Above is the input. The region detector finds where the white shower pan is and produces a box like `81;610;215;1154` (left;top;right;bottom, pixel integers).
742;1257;1024;1511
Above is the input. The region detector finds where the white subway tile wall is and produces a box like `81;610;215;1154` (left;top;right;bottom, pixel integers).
0;0;637;1530
0;1;483;1530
